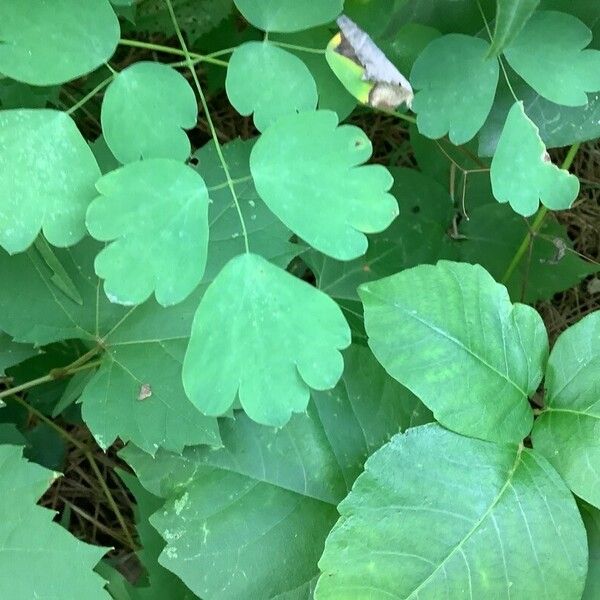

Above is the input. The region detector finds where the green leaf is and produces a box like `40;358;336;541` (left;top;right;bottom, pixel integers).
124;344;430;599
504;11;600;106
581;501;600;600
490;101;580;216
226;41;317;132
315;424;588;599
410;35;499;144
183;252;350;426
233;0;343;32
458;203;598;303
101;62;198;164
0;334;39;376
251;110;398;260
0;109;101;254
0;445;109;599
532;312;600;508
86;159;209;306
0;240;220;454
488;0;539;56
0;0;119;85
192;138;299;282
360;260;548;443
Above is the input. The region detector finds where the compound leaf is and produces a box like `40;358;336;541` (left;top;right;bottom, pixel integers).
410;34;499;144
183;252;351;426
504;11;600;107
315;424;588;599
490;101;580;216
0;445;109;599
233;0;343;32
360;260;548;443
0;109;101;254
226;41;317;131
250;110;398;260
532;312;600;509
86;159;209;306
0;0;119;85
123;345;429;599
488;0;539;57
101;62;198;164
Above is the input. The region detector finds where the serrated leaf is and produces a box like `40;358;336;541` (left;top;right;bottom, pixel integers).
233;0;343;32
488;0;539;56
0;109;101;254
532;312;600;508
504;10;600;107
192;138;300;281
226;41;317;131
101;62;197;164
360;260;549;443
458;203;598;303
124;345;430;599
491;101;580;216
86;159;209;306
0;0;119;85
410;34;499;144
251;110;398;260
0;333;39;376
183;253;350;426
0;240;220;454
315;424;588;599
0;445;109;598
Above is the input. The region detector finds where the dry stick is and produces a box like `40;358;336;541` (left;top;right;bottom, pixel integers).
501;143;581;284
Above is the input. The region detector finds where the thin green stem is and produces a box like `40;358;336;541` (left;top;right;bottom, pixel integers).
501;143;581;284
270;40;325;55
164;0;250;252
66;75;115;115
119;38;229;67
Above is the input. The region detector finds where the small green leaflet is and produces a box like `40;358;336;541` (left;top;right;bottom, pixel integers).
581;502;600;600
0;0;119;85
250;110;398;260
491;101;580;216
487;0;539;57
124;345;430;599
183;252;351;426
360;260;548;443
0;445;109;599
0;240;220;454
233;0;343;32
0;109;101;254
226;41;318;132
532;312;600;509
410;34;499;144
0;333;39;376
315;424;588;599
504;11;600;107
101;62;198;164
86;159;209;306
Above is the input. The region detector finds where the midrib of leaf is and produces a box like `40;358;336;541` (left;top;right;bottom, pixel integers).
406;444;524;599
542;408;600;420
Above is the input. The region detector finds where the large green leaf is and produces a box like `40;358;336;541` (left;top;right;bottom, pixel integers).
410;35;499;144
504;11;600;106
0;445;109;599
124;344;430;599
101;62;197;164
458;203;598;303
0;334;39;376
490;101;580;216
226;41;317;132
0;240;220;454
488;0;539;56
183;252;350;426
0;109;101;254
360;260;548;443
532;312;600;508
315;424;588;599
233;0;343;32
86;159;209;306
192;138;299;282
250;110;398;260
0;0;119;85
